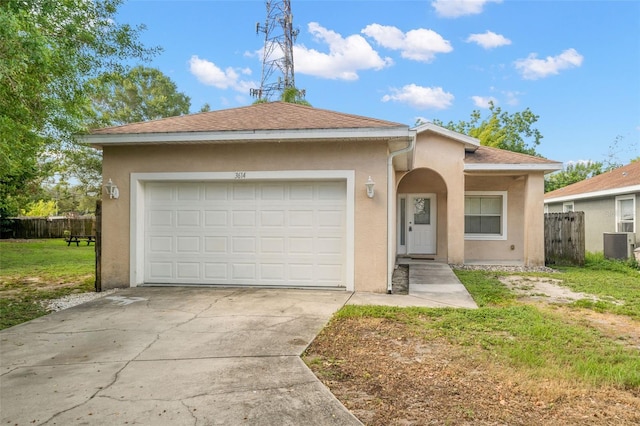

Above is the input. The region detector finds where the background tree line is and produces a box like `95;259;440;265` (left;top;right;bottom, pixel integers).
2;1;635;219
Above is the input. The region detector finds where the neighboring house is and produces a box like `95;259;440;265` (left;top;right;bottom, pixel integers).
83;102;561;293
545;161;640;254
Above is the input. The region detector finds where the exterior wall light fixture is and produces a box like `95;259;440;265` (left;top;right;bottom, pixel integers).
105;178;119;199
365;176;375;198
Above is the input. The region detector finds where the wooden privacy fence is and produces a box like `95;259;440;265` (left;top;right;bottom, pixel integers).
0;217;96;239
544;212;585;266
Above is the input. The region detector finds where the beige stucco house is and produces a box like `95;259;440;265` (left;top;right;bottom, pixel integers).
84;102;562;293
545;161;640;255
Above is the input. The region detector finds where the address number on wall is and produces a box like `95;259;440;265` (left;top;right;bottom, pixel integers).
234;172;246;179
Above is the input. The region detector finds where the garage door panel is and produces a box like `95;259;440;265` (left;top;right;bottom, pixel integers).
261;237;285;254
232;183;255;200
289;210;314;227
176;262;200;279
261;264;285;280
177;210;200;227
289;237;313;254
232;263;256;280
149;236;172;253
145;181;346;287
260;211;285;227
231;237;256;254
261;184;285;200
289;184;314;200
204;210;227;226
204;237;227;253
149;185;173;201
232;211;256;226
204;183;228;200
150;210;173;227
176;236;200;253
149;262;172;279
204;263;227;280
177;184;200;200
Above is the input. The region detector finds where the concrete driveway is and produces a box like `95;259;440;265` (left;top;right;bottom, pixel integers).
0;288;361;425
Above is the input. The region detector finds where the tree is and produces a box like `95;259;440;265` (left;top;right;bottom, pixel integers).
252;87;311;106
432;102;542;156
280;87;311;106
87;66;191;128
20;200;58;217
544;161;604;193
61;66;191;210
0;0;159;217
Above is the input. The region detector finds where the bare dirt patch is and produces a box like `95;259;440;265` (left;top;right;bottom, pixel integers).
498;275;622;305
305;317;640;425
498;275;640;351
0;275;93;298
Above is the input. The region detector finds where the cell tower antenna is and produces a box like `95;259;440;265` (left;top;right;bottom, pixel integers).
250;0;304;101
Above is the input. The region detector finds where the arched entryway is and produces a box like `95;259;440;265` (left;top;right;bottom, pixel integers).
397;168;448;260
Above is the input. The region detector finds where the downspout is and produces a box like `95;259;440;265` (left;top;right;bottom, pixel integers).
387;132;416;293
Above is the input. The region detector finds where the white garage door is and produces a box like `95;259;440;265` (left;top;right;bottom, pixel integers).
144;180;346;287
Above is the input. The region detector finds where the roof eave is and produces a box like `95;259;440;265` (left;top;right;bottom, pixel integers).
544;184;640;203
465;163;563;174
412;122;480;151
80;127;412;147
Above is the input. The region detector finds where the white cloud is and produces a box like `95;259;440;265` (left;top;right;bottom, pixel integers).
382;84;454;110
466;31;511;49
471;96;497;108
432;0;502;18
514;48;584;80
362;24;452;62
503;91;521;106
294;22;392;80
189;55;257;93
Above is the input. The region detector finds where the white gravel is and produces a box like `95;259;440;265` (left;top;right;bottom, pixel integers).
41;289;119;312
451;264;559;274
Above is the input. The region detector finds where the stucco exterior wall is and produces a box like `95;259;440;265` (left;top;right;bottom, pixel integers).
523;173;546;266
410;134;465;264
464;175;527;263
101;140;390;292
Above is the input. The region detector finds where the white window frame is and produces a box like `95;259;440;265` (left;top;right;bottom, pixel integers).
615;194;636;233
464;191;508;241
563;201;574;212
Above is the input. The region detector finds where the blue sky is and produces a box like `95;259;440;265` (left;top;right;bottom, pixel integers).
117;0;640;165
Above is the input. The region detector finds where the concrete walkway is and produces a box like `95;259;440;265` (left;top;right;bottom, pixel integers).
348;261;478;309
1;288;362;426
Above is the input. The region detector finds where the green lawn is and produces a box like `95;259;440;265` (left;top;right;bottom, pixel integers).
0;239;95;330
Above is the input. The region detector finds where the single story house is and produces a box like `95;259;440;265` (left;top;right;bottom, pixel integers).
84;102;562;293
544;161;640;255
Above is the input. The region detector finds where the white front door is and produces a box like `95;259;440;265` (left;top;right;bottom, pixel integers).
408;194;436;254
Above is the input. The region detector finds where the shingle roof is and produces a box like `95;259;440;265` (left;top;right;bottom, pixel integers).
90;101;406;135
465;145;561;165
545;161;640;199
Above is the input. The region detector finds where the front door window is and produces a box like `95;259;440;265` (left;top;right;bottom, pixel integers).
414;197;431;225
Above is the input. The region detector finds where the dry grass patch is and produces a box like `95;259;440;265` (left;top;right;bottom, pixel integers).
306;316;640;426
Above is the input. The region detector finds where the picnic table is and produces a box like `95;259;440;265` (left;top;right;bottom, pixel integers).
65;235;96;246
